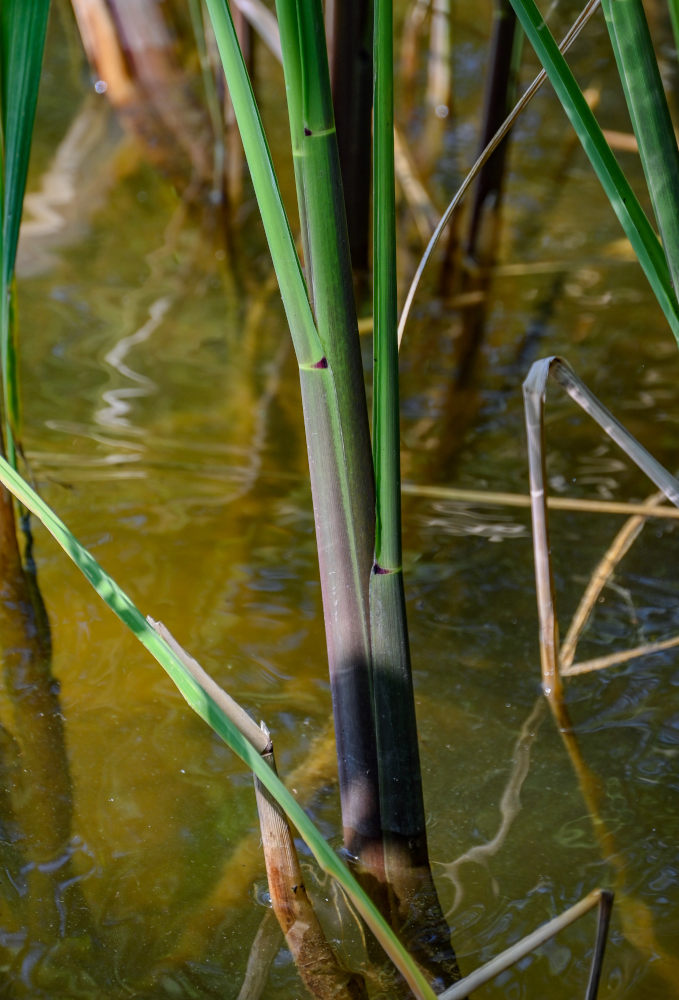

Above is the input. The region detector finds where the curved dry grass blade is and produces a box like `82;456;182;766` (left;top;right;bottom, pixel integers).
559;491;666;669
548;360;679;504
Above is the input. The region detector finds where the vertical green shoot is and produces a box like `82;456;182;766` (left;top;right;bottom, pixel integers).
371;0;425;874
370;11;461;983
373;0;400;575
0;0;50;467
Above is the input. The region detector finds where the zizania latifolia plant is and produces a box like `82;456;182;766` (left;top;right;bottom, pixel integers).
2;0;679;995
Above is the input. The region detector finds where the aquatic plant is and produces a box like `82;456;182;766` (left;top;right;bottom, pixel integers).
3;0;679;995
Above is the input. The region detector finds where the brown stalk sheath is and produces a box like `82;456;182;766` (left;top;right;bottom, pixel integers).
255;743;368;1000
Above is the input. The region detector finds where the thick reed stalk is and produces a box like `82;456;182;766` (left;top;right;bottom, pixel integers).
205;1;379;861
372;0;422;866
275;0;382;865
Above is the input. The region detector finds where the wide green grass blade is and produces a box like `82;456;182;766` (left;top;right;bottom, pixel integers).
203;0;321;365
508;0;679;346
0;456;437;1000
601;0;679;301
0;0;50;467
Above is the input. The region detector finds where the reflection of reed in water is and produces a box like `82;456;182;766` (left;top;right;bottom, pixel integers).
0;481;91;951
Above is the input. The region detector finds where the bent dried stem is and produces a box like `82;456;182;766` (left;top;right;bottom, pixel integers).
148;620;367;1000
256;732;368;1000
523;356;679;705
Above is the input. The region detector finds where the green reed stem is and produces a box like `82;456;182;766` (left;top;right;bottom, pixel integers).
209;0;379;857
508;0;679;345
601;0;679;301
278;0;380;858
371;0;422;844
370;28;461;998
373;0;400;577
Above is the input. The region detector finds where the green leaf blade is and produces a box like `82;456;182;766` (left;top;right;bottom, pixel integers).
601;0;679;302
508;0;679;345
203;0;321;365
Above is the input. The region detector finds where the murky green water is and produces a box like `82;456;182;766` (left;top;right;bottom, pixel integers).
3;2;679;997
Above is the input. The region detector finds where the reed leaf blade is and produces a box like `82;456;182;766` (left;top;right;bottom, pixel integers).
601;0;679;300
203;0;321;364
508;0;679;345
